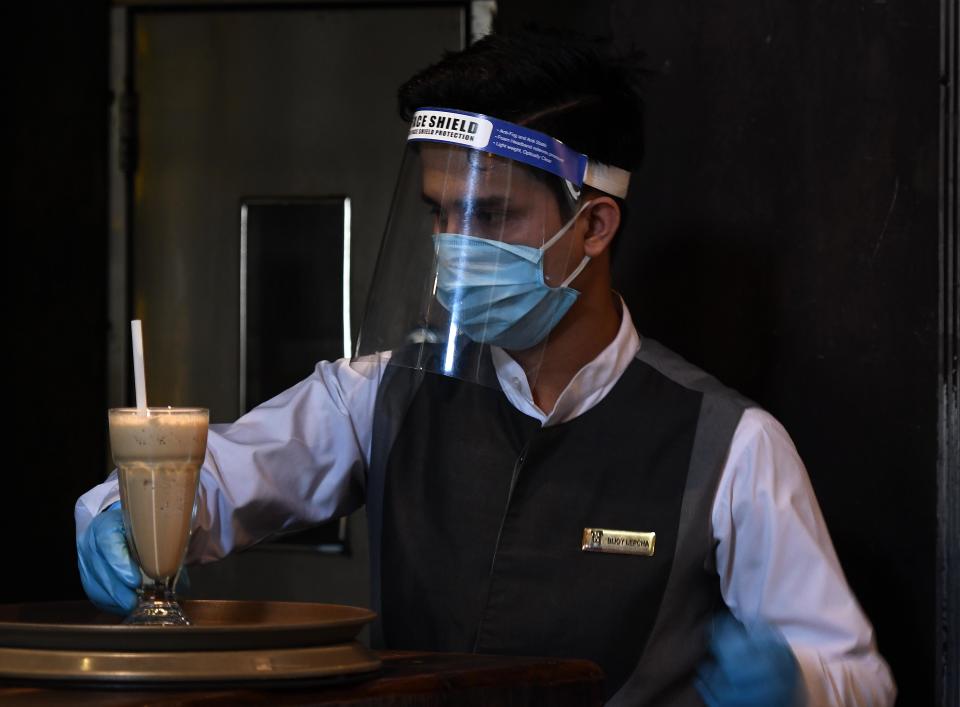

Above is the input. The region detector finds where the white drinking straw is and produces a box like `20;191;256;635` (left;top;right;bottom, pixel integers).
131;320;148;411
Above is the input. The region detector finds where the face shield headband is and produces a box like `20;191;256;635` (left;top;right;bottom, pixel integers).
408;107;632;200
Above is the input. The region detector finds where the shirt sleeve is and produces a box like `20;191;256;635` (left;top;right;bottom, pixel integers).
711;408;897;707
74;354;387;564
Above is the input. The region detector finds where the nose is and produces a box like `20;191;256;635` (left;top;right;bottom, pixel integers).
433;207;463;235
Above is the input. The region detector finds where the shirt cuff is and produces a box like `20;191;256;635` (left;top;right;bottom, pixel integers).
74;470;121;539
791;643;897;707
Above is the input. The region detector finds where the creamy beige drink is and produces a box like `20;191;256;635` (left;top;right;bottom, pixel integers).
109;408;208;582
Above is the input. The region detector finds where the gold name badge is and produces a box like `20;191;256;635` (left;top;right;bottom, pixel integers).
582;528;656;557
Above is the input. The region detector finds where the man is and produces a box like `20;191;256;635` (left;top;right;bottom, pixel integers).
77;32;896;705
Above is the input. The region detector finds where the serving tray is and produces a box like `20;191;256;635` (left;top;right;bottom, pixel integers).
0;600;381;685
0;600;375;651
0;642;381;685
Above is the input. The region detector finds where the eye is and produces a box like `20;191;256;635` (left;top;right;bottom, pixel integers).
476;209;505;223
470;208;510;232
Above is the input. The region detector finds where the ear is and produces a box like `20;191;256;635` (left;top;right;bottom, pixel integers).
581;196;621;257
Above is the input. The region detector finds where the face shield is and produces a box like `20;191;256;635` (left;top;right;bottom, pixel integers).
353;107;630;388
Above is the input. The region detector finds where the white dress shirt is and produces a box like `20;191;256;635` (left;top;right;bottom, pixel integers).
76;300;895;706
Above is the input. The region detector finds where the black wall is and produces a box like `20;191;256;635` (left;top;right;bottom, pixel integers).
8;3;109;603
497;1;942;705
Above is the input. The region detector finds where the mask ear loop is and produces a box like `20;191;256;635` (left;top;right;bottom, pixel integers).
540;199;594;252
560;251;592;288
538;200;594;288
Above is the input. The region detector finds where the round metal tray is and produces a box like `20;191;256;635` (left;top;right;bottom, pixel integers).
0;600;376;652
0;641;381;684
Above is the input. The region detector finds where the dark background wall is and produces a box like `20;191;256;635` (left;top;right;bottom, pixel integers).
5;1;950;705
496;1;944;705
8;1;109;603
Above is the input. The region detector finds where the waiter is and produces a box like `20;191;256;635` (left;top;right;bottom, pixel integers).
76;31;896;706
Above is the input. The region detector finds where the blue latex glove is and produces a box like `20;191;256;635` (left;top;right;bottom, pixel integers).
77;501;140;614
695;614;800;707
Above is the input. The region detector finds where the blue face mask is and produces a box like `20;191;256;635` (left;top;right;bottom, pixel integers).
432;202;592;350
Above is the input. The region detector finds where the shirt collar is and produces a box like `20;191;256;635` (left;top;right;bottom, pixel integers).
490;295;642;425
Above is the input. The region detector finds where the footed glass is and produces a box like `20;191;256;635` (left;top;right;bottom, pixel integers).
108;407;208;626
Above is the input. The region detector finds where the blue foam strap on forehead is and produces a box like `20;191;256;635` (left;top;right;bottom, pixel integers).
408;107;589;187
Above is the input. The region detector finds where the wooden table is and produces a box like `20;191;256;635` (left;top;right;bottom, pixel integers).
0;650;605;706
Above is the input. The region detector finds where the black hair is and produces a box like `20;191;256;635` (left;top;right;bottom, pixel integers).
397;30;646;172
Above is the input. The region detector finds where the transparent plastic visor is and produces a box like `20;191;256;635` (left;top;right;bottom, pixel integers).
352;128;596;388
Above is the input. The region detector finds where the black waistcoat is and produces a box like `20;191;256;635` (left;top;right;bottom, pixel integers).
365;340;750;703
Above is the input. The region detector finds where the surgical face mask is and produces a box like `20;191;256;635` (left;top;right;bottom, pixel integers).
432;201;593;350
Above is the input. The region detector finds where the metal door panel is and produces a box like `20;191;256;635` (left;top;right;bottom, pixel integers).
131;6;464;421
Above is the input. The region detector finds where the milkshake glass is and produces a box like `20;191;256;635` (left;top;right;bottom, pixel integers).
108;407;208;626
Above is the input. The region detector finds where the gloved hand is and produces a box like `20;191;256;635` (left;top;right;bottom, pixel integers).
695;613;800;707
77;501;140;614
